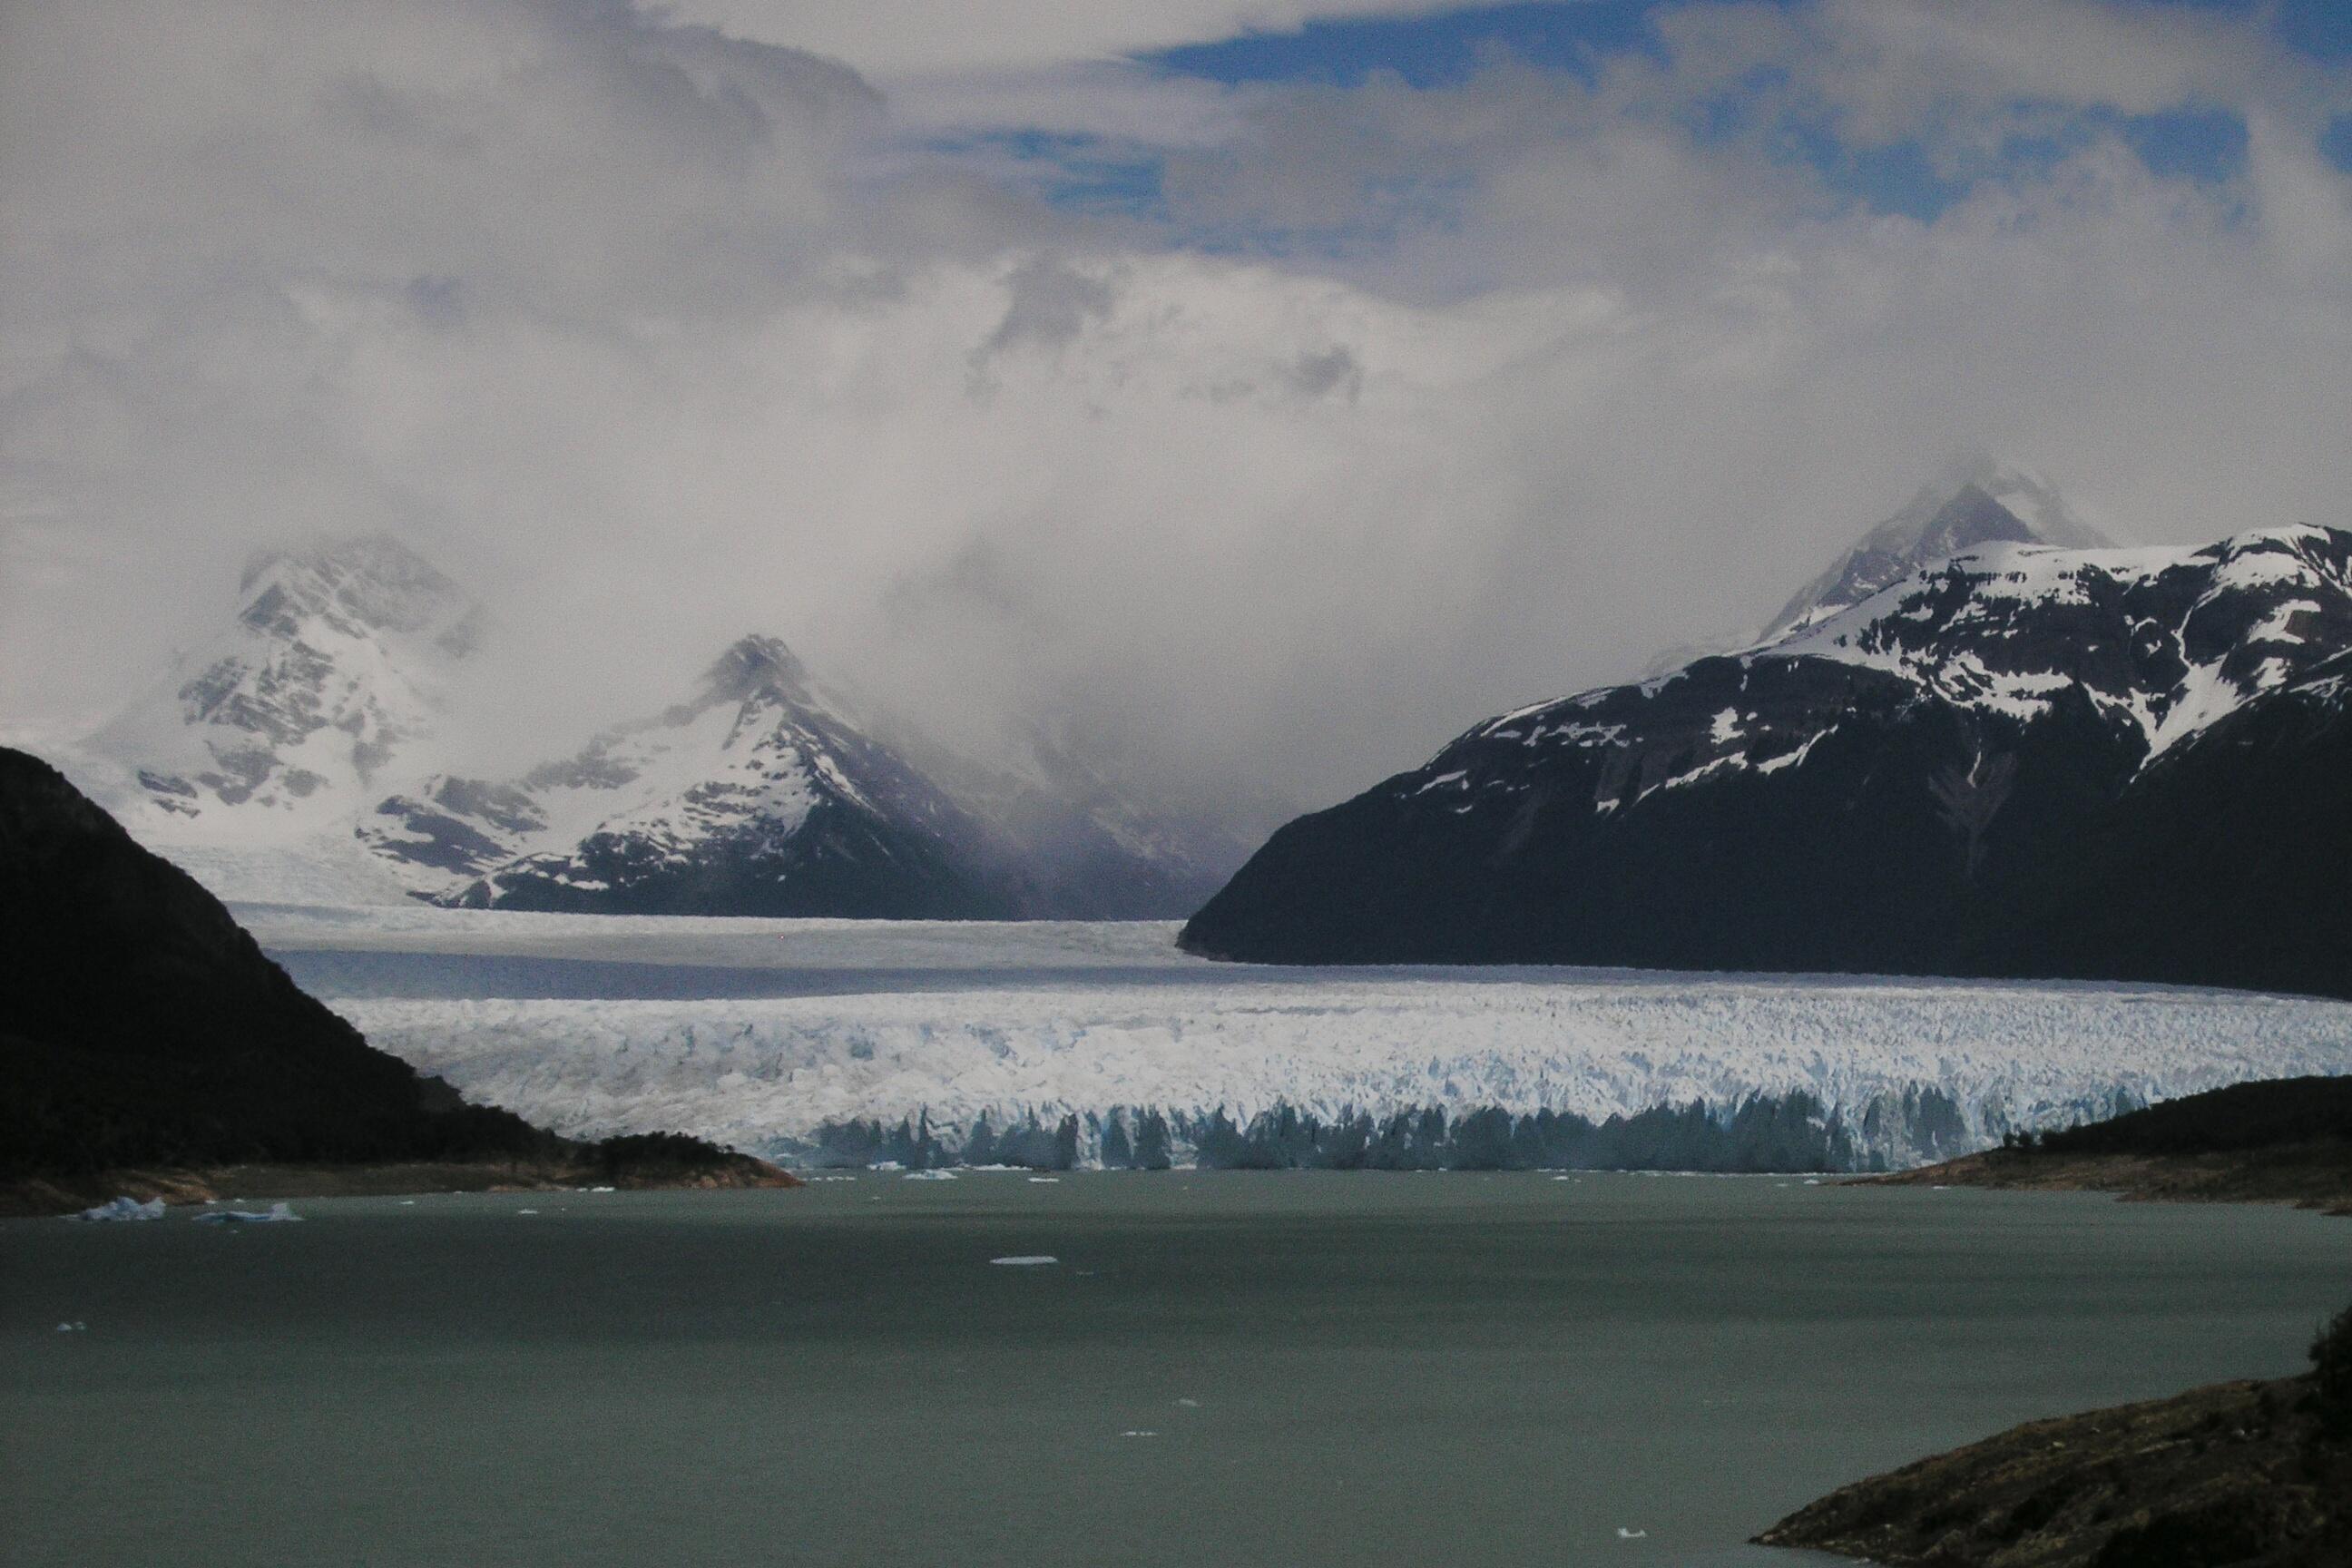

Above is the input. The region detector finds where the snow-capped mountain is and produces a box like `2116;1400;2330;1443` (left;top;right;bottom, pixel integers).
1183;492;2352;998
57;535;1240;916
1763;456;2110;639
46;536;484;902
367;634;1026;916
86;534;480;832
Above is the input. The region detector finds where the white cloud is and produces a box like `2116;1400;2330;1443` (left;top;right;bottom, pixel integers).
4;0;2350;820
651;1;1467;78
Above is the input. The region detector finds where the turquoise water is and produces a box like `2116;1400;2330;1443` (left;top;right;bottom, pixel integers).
5;1173;2346;1567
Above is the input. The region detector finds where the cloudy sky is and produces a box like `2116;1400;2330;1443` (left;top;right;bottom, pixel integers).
4;0;2349;818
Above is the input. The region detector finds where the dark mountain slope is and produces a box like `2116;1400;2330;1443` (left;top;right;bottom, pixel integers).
1966;651;2352;998
0;746;540;1178
1183;522;2351;995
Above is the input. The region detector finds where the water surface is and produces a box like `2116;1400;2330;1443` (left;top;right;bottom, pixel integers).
5;1174;2345;1567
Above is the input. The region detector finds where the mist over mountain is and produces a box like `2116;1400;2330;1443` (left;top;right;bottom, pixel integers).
1762;456;2112;640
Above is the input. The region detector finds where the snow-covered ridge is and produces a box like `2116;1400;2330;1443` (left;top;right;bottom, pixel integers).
1460;522;2351;808
1773;523;2352;759
363;634;897;903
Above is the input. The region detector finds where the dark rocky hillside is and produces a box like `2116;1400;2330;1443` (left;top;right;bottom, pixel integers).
1884;1073;2352;1213
1184;519;2352;1000
0;746;545;1177
1759;1358;2352;1566
0;746;785;1201
1965;650;2352;997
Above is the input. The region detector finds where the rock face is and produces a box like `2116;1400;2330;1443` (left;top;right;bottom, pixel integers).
0;746;538;1179
1183;501;2352;998
1756;1374;2351;1568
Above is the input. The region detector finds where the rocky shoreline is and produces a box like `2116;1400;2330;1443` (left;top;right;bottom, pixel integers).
1872;1143;2352;1216
1756;1371;2350;1566
1872;1075;2352;1217
1768;1076;2352;1564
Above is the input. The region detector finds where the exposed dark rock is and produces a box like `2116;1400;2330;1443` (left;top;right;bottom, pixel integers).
0;746;789;1206
1182;523;2352;1001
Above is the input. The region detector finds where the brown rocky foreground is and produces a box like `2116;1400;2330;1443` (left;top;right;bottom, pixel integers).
1756;1373;2350;1567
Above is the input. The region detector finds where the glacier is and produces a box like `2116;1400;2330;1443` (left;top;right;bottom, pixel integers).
255;906;2352;1172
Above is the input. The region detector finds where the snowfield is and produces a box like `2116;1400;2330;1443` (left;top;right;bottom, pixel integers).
257;906;2352;1171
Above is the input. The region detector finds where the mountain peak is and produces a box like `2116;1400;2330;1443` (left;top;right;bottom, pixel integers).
235;534;475;646
83;533;480;833
702;634;814;705
1761;458;2109;640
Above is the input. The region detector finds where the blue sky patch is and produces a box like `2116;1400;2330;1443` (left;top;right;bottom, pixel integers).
1144;0;1674;89
1122;1;2331;227
927;131;1166;217
2324;113;2352;174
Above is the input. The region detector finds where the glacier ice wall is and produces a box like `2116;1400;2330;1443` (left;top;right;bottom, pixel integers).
331;953;2352;1171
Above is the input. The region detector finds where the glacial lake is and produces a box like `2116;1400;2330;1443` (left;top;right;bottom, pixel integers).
5;1173;2346;1567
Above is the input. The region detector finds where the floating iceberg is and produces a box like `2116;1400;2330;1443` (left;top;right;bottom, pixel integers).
71;1196;165;1222
193;1201;301;1224
989;1255;1058;1267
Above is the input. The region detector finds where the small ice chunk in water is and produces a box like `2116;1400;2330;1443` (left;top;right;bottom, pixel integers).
1120;1430;1158;1439
1027;1177;1060;1184
989;1255;1058;1267
1175;1398;1200;1408
1616;1527;1646;1539
516;1209;539;1216
54;1321;87;1333
193;1201;300;1224
72;1196;164;1222
903;1169;957;1181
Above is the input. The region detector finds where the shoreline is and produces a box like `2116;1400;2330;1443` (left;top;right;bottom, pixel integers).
1871;1142;2352;1217
0;1155;800;1220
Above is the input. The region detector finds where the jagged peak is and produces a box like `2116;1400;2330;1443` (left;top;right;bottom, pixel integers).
1761;457;2110;641
233;533;474;642
1929;452;2105;542
701;634;815;705
237;532;450;594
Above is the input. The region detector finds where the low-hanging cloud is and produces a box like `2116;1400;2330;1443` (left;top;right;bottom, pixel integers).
4;0;2349;825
